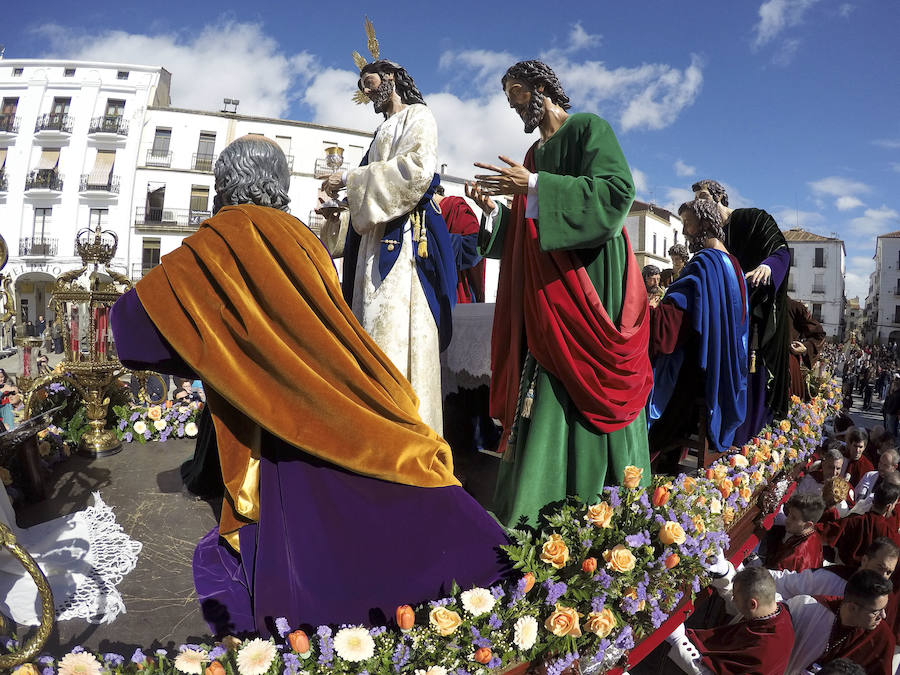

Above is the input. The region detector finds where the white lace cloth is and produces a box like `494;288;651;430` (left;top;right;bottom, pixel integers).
441;303;495;395
0;488;141;625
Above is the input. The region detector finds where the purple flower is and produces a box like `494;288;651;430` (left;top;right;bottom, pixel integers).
275;616;291;638
508;575;528;605
124;432;133;442
283;652;301;675
369;626;387;636
614;625;635;650
487;657;502;669
490;585;505;600
429;597;452;607
144;431;152;440
392;641;410;673
209;646;226;660
155;649;168;656
488;612;502;630
131;648;146;664
130;411;140;422
542;579;567;606
118;419;127;431
605;486;621;508
178;424;185;437
546;651;579;675
591;594;607;612
651;606;668;628
625;530;651;547
37;656;54;666
42;669;54;675
71;646;85;654
103;653;125;666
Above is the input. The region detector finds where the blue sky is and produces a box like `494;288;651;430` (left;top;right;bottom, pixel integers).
4;0;899;300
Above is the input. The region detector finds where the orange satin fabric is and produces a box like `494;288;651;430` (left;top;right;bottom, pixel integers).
136;205;458;550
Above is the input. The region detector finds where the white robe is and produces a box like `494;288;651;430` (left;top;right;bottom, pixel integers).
345;104;443;433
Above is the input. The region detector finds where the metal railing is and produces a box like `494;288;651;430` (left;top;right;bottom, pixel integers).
0;114;18;133
192;153;217;172
130;263;157;281
34;113;73;133
812;286;826;294
189;210;211;226
79;174;121;193
307;211;325;236
19;238;58;256
24;170;63;191
88;115;128;135
145;149;172;167
134;206;203;232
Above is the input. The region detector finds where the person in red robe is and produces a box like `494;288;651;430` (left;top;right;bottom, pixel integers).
665;566;794;674
819;480;900;567
785;570;895;674
844;427;875;486
433;186;485;304
763;492;826;572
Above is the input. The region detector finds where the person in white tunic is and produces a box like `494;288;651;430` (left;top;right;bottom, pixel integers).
321;60;458;434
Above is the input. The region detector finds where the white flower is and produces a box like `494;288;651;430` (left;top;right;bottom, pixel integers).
173;648;208;674
460;587;495;616
710;498;722;515
333;626;375;663
154;419;168;431
58;651;103;675
236;638;277;675
178;405;190;414
185;422;199;437
415;667;448;675
513;615;538;651
133;420;147;434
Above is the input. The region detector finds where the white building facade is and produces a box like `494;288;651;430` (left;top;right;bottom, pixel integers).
624;200;683;270
867;232;900;345
784;228;846;341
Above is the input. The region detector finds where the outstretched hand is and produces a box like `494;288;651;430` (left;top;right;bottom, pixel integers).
473;155;531;196
744;263;772;287
465;181;496;215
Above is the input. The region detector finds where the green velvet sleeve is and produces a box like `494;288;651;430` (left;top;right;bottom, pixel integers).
477;202;509;259
535;115;635;252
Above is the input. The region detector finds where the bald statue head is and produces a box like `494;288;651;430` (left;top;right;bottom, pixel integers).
213;135;291;214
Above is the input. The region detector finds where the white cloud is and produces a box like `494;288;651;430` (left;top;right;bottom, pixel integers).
771;38;802;66
661;187;694;212
773;208;826;229
808;176;871;197
847;206;900;236
844;270;869;303
302;68;379;133
34;20;316;119
835;196;864;211
567;22;602;52
438;49;517;95
631;168;650;196
839;3;856;18
752;0;823;48
674;159;696;177
873;139;900;149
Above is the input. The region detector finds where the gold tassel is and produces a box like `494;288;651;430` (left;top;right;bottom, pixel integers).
521;386;535;419
750;350;757;374
411;211;428;258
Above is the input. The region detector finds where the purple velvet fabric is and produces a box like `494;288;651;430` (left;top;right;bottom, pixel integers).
110;290;510;636
731;248;790;446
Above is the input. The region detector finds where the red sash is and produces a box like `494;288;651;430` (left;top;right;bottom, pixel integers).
490;145;652;451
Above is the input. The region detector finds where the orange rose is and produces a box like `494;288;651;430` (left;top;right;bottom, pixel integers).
717;479;733;499
205;664;226;675
696;495;707;507
732;476;743;488
429;607;462;636
665;553;681;569
692;515;705;534
623;465;643;489
712;465;729;481
751;471;763;484
540;534;570;569
658;521;686;546
522;572;536;593
682;476;697;495
396;605;415;631
652;485;670;507
603;544;636;573
791;394;802;404
582;557;597;574
165;399;174;409
585;502;614;529
147;405;162;421
739;487;752;501
474;648;492;664
765;431;772;440
585;608;617;638
705;467;716;480
544;604;583;637
288;630;310;655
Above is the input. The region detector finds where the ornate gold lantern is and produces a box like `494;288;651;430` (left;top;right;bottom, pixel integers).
36;224;131;457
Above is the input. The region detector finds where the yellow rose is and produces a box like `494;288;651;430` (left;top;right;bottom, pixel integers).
723;507;735;526
544;604;582;637
779;420;791;432
584;609;617;638
692;515;706;534
751;471;764;484
623;465;643;489
429;607;462;636
739;487;752;501
12;665;40;675
658;521;686;546
584;502;614;529
147;405;163;421
790;394;802;404
540;533;571;569
681;476;697;495
602;544;636;573
712;464;729;481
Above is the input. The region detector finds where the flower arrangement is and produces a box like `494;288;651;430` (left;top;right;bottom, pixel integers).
5;389;835;675
113;401;204;444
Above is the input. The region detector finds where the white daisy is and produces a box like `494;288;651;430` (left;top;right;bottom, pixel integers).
460;587;495;616
58;652;103;675
133;420;147;434
173;648;208;674
235;638;277;675
513;615;538;651
154;419;168;431
333;626;375;663
185;422;199;437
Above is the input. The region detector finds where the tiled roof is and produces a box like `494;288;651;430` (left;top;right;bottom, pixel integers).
782;228;840;242
878;230;900;238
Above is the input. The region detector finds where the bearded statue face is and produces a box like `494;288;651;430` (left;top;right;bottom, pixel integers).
504;78;545;134
361;71;395;113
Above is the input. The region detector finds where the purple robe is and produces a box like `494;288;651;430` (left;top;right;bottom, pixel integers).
111;289;509;636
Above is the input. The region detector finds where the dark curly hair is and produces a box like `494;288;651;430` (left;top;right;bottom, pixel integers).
501;60;571;110
213;135;291;214
668;243;690;261
358;60;426;106
678;199;725;253
691;179;729;207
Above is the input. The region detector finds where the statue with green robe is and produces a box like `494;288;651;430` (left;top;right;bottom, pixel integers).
467;60;653;528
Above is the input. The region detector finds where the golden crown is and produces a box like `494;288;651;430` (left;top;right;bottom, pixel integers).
351;16;380;104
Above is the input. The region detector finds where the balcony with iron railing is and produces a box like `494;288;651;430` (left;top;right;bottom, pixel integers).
0;113;19;135
307;211;325;236
134;206;210;232
145;149;173;167
130;263;158;281
192;153;217;172
812;286;827;294
313;157;348;177
34;113;73;134
88;115;129;136
19;237;58;257
79;174;121;194
25;170;64;192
